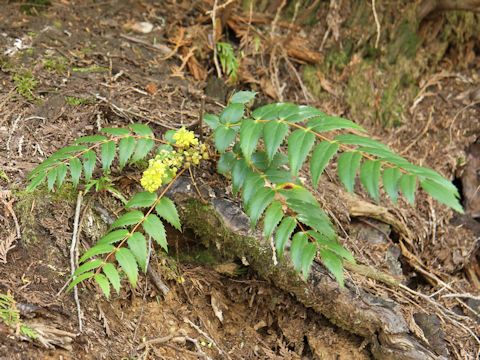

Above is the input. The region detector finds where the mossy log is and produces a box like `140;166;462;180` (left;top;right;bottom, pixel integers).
169;177;445;360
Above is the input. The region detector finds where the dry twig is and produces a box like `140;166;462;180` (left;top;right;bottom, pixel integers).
70;191;84;333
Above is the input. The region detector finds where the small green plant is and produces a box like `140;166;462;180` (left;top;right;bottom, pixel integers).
43;56;67;73
26;91;462;297
13;72;38;101
65;96;93;106
216;42;239;83
21;0;51;15
72;65;108;73
0;292;37;339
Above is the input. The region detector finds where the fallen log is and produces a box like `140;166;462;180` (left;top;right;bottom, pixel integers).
168;176;446;360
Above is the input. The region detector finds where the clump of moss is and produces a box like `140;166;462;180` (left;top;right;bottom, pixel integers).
14;185;77;244
345;60;417;127
13;71;38;101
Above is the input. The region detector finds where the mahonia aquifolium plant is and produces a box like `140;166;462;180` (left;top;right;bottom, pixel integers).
26;91;462;297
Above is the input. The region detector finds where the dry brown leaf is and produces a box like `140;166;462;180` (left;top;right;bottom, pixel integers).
145;82;158;95
285;36;323;64
0;231;16;263
186;53;208;81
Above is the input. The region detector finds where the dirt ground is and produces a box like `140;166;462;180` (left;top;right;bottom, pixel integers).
0;1;479;359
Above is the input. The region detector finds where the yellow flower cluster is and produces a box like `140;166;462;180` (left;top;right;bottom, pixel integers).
140;159;169;193
173;127;199;147
140;128;209;193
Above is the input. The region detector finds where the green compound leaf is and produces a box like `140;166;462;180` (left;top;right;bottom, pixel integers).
283;105;322;122
283;194;336;241
278;103;302;119
132;138;154;162
288;129;315;176
130;124;154;162
220;103;244;124
308;115;365;132
115;248;138;288
357;146;408;164
230;91;257;104
102;127;130;136
75;135;107;144
335;134;390;151
290;232;308;272
56;163;68;188
231;158;249;195
204;113;220;130
155;196;181;231
359;159;381;201
400;164;459;195
214;125;237;153
111;210;145;229
242;171;264;209
275;216;296;258
239;120;264;161
130;123;153;136
97;229;130;245
83;150;96;182
307;231;354;263
118;136;136;168
67;272;95;292
319;249;344;287
301;242;317;279
143;214;167;251
337;151;362;193
246;187;275;227
79;244;115;263
26;172;47;192
217;152;236;174
263;120;289;162
47;168;57;191
101;140;115;172
55;145;89;155
126;191;157;208
74;259;103;277
265;169;293;184
420;179;464;213
310;141;339;187
94;274;110;299
263;201;284;240
127;232;148;272
69;157;82;188
399;173;416;205
382;167;402;203
251;103;278;120
103;263;121;294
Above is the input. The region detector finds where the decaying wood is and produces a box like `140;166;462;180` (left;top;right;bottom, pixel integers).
168;177;446;360
418;0;480;20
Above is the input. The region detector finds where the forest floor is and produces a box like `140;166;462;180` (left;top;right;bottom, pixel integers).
0;1;479;359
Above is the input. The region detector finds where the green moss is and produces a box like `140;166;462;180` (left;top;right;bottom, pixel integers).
14;185;77;244
177;248;219;266
302;65;322;99
387;21;420;64
324;40;353;72
345;60;417;127
13;71;38;101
